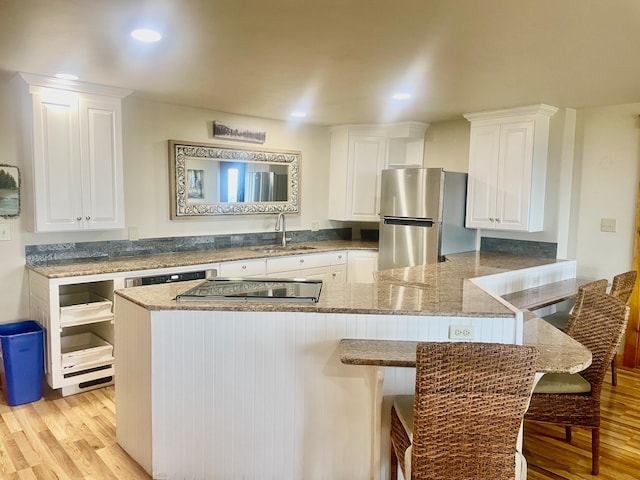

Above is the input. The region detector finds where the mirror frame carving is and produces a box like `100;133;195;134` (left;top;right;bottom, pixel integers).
169;140;300;218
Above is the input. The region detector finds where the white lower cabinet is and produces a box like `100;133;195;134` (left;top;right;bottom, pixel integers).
347;250;378;283
266;251;347;283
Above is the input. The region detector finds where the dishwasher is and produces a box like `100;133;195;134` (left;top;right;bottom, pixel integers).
124;268;217;287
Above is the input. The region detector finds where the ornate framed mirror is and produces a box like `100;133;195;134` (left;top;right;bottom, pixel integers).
169;140;300;218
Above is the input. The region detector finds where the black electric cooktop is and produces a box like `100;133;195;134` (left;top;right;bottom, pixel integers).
175;278;323;303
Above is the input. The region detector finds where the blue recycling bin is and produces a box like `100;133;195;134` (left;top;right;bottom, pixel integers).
0;321;44;406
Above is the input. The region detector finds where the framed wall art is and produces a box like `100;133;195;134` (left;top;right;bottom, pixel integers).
0;164;20;218
213;121;266;144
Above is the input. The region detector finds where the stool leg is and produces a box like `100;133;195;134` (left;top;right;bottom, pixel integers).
611;355;617;386
591;427;600;475
390;441;398;480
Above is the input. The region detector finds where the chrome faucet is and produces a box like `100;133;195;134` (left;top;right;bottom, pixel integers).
275;212;290;247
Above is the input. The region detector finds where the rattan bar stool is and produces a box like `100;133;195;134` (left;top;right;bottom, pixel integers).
541;278;608;331
390;342;539;480
608;270;637;386
524;290;629;475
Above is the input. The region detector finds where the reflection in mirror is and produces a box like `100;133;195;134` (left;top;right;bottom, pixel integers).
169;140;300;218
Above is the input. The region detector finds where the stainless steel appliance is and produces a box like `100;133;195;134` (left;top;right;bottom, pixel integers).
246;172;288;202
378;167;476;270
124;269;216;287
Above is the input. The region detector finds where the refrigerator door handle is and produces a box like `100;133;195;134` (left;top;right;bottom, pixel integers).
382;216;435;227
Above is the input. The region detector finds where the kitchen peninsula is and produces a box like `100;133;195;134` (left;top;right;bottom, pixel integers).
112;250;589;480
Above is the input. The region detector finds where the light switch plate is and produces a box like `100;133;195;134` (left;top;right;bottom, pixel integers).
0;223;10;241
600;218;616;233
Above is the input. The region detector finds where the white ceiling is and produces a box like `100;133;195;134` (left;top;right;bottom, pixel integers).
2;0;640;126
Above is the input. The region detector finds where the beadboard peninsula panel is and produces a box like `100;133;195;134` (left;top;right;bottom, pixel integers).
117;307;519;479
472;260;577;296
114;298;152;474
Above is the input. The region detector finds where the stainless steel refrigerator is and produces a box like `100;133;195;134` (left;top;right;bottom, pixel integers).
378;167;477;270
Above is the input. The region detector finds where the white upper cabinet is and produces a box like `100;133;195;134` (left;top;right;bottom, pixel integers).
464;104;558;232
17;73;132;232
328;122;428;222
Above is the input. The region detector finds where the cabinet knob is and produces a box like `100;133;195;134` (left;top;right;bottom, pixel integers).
300;259;305;264
85;216;91;221
242;265;247;269
338;255;343;260
495;218;501;223
76;216;82;221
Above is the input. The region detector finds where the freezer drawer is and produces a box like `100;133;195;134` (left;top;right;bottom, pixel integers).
378;221;441;270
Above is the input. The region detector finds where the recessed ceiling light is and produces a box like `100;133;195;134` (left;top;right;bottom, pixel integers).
391;92;412;100
290;111;307;118
131;28;162;43
54;73;79;81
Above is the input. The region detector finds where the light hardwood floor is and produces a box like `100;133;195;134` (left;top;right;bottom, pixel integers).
0;368;639;479
0;384;149;479
524;365;640;480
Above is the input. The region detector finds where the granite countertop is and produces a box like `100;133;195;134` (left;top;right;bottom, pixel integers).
26;240;377;278
114;251;568;317
338;313;592;374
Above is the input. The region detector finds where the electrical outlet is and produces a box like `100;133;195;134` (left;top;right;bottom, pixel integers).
128;227;138;241
600;218;616;233
449;325;475;340
0;223;10;241
311;222;319;232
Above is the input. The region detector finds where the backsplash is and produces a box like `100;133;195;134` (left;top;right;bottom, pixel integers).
480;237;557;259
25;228;352;265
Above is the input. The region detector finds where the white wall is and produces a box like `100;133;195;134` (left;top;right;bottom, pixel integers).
573;104;640;280
423;117;470;173
0;75;331;324
120;97;331;239
0;73;29;323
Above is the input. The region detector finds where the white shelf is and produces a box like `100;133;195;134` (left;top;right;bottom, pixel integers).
59;291;113;328
61;332;114;375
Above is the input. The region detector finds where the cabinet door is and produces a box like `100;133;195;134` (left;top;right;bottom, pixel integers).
31;89;83;232
495;121;535;231
218;259;266;277
347;251;378;284
347;134;387;221
29;87;125;232
79;96;125;230
328;264;347;283
465;124;500;229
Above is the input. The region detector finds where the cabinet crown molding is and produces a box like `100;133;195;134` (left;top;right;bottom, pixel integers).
18;72;133;99
463;104;558;123
330;121;429;138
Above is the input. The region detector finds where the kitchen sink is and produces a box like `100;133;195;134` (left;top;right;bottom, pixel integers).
251;245;317;254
